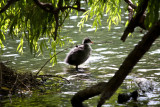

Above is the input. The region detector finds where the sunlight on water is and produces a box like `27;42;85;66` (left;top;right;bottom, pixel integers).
149;49;160;55
154;72;160;75
95;48;107;51
2;54;20;57
87;54;105;63
61;92;77;95
84;24;92;27
148;101;160;106
64;25;74;28
69;16;78;20
137;68;160;72
100;51;117;54
86;28;96;31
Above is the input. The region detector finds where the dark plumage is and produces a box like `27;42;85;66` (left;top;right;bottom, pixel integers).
65;38;93;71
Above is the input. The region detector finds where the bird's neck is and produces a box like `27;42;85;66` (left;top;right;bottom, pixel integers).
84;43;89;47
84;44;91;49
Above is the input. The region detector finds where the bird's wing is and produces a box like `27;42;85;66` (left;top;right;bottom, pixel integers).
70;45;84;55
68;45;84;59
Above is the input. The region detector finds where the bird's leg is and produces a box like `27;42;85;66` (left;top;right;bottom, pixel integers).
76;65;78;71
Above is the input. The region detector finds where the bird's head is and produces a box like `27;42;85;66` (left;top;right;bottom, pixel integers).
82;38;93;45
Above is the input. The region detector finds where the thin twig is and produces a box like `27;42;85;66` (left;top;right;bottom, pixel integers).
8;74;18;103
33;0;86;14
0;63;2;87
121;0;148;42
38;75;70;84
59;9;71;27
36;46;73;76
17;78;31;91
0;0;19;13
10;74;18;93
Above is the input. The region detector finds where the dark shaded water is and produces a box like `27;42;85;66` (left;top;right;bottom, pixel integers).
1;5;160;107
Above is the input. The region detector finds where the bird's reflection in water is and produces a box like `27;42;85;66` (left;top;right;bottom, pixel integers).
64;67;91;80
64;66;90;73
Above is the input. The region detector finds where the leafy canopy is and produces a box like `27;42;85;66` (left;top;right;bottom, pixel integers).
0;0;160;65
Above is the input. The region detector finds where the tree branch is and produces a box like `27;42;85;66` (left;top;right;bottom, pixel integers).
0;0;19;13
33;0;85;41
124;0;137;21
71;20;160;107
97;20;160;106
121;0;148;42
35;45;74;76
33;0;54;13
33;0;85;14
71;82;107;107
124;0;137;9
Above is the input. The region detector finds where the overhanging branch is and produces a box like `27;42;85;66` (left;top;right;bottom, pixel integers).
33;0;54;13
71;82;107;107
33;0;86;14
33;0;85;41
124;0;137;9
0;0;19;13
121;0;148;42
125;0;137;21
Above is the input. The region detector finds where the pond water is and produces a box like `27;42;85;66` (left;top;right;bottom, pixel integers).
1;5;160;107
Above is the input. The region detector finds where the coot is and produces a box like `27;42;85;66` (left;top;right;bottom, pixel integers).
65;38;93;71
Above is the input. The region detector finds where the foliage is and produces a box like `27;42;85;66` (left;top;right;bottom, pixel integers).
144;0;160;29
0;0;73;65
78;0;121;31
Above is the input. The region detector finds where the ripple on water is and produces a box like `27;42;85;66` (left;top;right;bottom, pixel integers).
148;100;160;106
116;54;127;58
2;54;20;57
104;73;115;77
149;49;160;55
8;47;14;49
98;75;110;78
87;55;105;62
98;66;118;71
20;61;29;64
84;24;92;27
154;72;160;75
64;25;74;28
86;28;96;32
95;48;107;52
69;16;78;20
137;68;160;72
100;51;116;54
97;44;103;46
62;91;77;95
113;27;121;30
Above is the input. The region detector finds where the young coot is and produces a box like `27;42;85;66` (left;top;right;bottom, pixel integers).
65;38;93;71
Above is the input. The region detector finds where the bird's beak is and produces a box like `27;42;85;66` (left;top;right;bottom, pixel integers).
91;41;93;44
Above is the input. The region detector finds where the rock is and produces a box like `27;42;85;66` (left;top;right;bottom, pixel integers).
118;90;138;103
134;78;155;93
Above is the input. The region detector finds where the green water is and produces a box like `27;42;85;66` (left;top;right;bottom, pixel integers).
1;6;160;107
